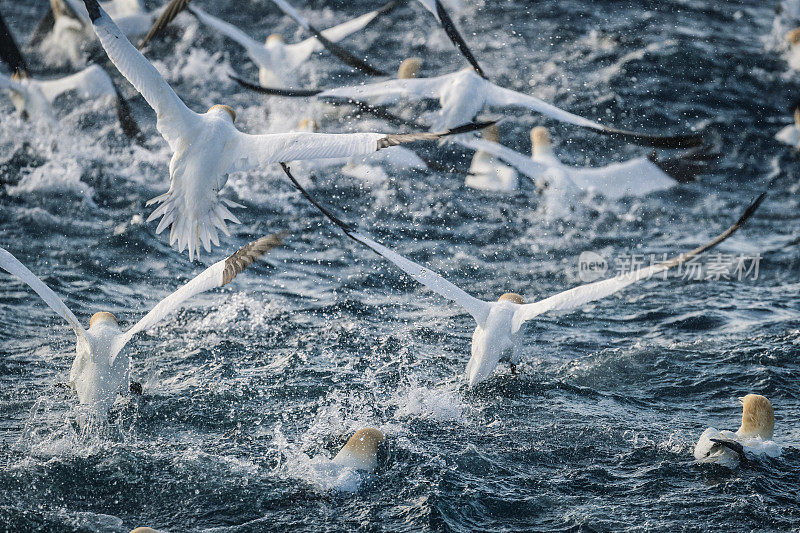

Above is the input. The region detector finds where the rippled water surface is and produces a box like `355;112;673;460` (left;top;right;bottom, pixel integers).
1;0;799;531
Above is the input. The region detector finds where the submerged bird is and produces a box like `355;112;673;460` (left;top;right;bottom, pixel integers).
139;0;390;80
332;428;386;472
459;127;709;199
282;163;764;387
81;0;486;259
0;12;141;139
775;105;800;147
694;394;781;468
463;124;519;192
0;233;283;421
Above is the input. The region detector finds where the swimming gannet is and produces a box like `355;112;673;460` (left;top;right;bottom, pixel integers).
0;233;283;419
81;0;486;259
694;394;782;468
332;428;386;472
775;105;800;147
30;0;153;64
0;12;141;139
786;28;800;71
250;64;702;148
459;126;709;199
139;0;391;80
282;163;765;387
463;123;519;192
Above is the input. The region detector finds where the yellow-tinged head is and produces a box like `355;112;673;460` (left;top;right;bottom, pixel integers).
130;528;162;533
531;127;551;150
482;123;500;143
208;104;236;122
498;292;525;304
297;118;318;132
738;394;774;440
398;57;422;79
332;428;386;472
266;33;285;45
787;28;800;45
90;311;118;328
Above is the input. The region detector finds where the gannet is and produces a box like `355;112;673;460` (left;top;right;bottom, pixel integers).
30;0;153;64
81;0;486;259
463;124;519;192
459;127;709;199
0;233;283;420
0;12;141;139
694;394;782;468
282;163;765;387
775;105;800;147
332;428;386;472
414;0;482;78
139;0;391;80
249;64;701;148
786;28;800;71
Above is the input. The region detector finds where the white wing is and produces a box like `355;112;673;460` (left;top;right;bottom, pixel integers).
483;83;604;130
281;165;492;325
511;193;765;332
113;233;283;352
319;75;449;103
0;247;88;342
284;6;383;67
227;128;452;173
84;0;200;149
34;64;116;102
190;7;269;63
457;137;548;181
269;0;313;31
566;157;676;199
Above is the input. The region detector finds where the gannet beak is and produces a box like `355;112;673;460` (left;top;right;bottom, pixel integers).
738;396;745;405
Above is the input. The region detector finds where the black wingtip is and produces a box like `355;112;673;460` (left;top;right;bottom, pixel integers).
735;192;767;227
0;11;29;76
305;23;386;77
83;0;102;22
443;120;496;136
709;438;746;458
228;74;322;97
433;0;486;78
113;83;146;145
279;163;356;236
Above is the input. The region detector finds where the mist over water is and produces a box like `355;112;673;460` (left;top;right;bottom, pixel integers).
1;0;799;531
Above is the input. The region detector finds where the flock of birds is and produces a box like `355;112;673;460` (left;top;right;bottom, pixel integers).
0;0;793;525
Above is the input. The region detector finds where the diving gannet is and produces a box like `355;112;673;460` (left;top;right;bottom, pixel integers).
0;12;141;140
139;0;391;79
82;0;487;259
332;428;386;472
694;394;781;468
282;162;765;387
459;127;709;199
463;123;519;192
0;233;283;420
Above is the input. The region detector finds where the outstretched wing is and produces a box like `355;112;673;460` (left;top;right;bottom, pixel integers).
138;0;191;49
511;193;766;332
285;1;395;68
269;0;386;76
81;0;200;149
457;137;547;182
319;74;449;102
189;6;267;57
227;121;492;173
428;0;485;77
484;83;703;149
114;233;284;351
0;248;88;342
281;164;492;325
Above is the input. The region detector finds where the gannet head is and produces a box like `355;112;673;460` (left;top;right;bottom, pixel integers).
794;106;800;127
297;118;318;132
266;33;285;46
786;28;800;46
208;104;236;122
398;57;422;79
738;394;774;440
482;123;500;143
89;311;118;328
130;528;162;533
531;126;554;158
498;292;525;304
332;428;386;472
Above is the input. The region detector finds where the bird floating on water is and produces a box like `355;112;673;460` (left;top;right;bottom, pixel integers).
281;164;765;387
694;394;781;468
0;233;283;422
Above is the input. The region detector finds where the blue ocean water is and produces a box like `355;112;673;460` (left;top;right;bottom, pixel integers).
1;0;799;531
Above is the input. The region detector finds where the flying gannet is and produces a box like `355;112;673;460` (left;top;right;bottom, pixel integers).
282;163;765;387
0;233;283;421
81;0;487;259
242;63;702;148
694;394;782;468
139;0;392;80
0;11;141;140
459;126;710;199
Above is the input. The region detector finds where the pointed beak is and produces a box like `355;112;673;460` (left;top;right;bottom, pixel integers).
737;397;745;405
